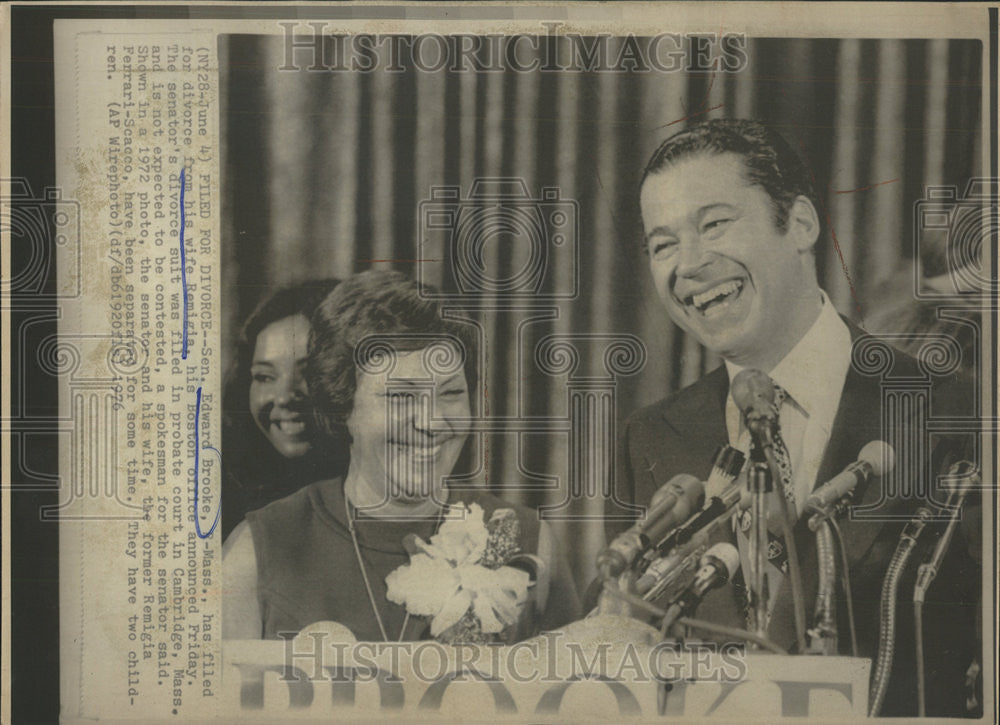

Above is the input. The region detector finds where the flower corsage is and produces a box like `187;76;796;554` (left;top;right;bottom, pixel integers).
385;503;533;644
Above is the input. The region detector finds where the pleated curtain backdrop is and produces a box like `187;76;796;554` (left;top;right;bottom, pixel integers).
221;35;982;585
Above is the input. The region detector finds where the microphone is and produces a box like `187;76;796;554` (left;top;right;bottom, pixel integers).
705;445;748;499
806;441;895;513
730;369;778;442
636;548;697;597
651;446;746;560
686;543;741;600
597;474;705;578
661;543;740;629
641;474;706;547
914;461;979;602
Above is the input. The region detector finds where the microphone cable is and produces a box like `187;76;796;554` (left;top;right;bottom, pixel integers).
809;519;837;654
914;598;926;717
869;506;931;717
598;577;787;655
912;461;978;717
828;516;859;657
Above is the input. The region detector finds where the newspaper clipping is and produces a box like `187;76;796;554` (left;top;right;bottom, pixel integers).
3;3;997;722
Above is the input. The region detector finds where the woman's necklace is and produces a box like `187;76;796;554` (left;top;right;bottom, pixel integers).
344;494;444;642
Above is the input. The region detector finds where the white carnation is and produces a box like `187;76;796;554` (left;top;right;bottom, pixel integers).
426;502;489;565
385;504;531;639
458;564;531;633
385;553;459;617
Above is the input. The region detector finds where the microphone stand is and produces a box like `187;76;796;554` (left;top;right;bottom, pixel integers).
746;446;771;644
733;370;808;651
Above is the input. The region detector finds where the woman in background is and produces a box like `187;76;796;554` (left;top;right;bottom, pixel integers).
221;279;348;540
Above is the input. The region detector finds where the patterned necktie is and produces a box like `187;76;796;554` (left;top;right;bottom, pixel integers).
736;381;797;614
770;384;797;512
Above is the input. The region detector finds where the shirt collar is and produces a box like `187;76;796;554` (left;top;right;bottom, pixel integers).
725;291;852;430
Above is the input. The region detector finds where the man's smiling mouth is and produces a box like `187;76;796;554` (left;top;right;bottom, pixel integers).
682;279;745;314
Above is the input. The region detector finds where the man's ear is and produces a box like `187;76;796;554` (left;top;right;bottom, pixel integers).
787;195;821;252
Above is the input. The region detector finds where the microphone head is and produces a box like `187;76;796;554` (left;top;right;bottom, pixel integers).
712;445;747;480
702;542;740;581
643;475;706;545
942;460;980;499
858;440;894;477
706;446;747;500
730;369;777;419
653;474;705;510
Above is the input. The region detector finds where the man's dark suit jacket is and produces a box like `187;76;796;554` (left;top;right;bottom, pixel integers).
608;323;982;718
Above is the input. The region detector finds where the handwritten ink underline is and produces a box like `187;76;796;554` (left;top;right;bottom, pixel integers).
180;167;189;360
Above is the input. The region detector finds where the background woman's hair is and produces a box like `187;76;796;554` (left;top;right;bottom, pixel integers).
221;278;346;537
307;269;479;441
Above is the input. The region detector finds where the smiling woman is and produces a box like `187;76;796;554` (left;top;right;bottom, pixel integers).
249;314;313;458
343;350;471;518
222;270;580;642
221;280;348;540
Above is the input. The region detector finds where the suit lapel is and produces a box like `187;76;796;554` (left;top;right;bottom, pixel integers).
812;322;894;564
661;365;730;445
767;322;892;651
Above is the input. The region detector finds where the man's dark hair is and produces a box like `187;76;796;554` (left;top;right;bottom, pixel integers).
641;119;820;234
307;269;478;441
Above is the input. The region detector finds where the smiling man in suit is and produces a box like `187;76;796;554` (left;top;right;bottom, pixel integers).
611;119;981;717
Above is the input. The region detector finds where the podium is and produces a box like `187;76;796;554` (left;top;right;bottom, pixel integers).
221;618;871;718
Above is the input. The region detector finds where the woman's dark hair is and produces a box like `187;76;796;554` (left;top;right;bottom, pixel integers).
307;270;478;440
221;278;345;538
223;279;342;434
641;118;819;234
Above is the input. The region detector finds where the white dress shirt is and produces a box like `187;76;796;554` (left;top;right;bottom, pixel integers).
724;291;852;618
724;291;853;513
